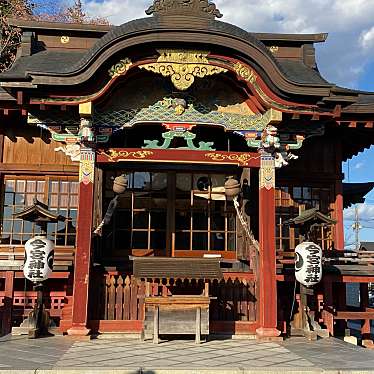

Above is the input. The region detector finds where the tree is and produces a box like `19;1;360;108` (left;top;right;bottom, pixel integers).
0;0;109;72
0;0;34;72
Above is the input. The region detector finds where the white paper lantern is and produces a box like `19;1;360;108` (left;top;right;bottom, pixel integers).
24;236;54;283
295;241;322;287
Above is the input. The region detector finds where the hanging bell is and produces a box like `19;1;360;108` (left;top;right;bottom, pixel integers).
113;174;128;194
225;177;241;200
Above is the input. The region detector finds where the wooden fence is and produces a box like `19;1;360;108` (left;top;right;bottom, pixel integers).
93;274;257;322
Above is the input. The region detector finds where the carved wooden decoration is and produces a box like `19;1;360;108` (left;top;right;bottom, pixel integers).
140;49;227;90
259;154;275;190
145;0;223;19
108;58;133;78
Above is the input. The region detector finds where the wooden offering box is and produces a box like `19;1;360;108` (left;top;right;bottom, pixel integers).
144;296;212;344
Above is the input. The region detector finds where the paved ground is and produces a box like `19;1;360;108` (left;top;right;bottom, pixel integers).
1;334;374;373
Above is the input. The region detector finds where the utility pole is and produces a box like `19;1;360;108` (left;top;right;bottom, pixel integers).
352;205;362;251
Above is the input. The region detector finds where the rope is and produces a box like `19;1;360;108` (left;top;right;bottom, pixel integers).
233;196;259;252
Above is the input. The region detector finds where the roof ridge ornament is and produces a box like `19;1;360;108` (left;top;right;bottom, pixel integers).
145;0;223;19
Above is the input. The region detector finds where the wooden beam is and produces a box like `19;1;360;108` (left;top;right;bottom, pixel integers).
0;163;79;175
97;148;261;168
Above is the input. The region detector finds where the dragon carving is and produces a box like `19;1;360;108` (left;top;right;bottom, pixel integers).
146;0;223;18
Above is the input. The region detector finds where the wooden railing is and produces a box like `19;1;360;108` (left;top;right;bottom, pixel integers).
0;291;66;318
95;274;257;322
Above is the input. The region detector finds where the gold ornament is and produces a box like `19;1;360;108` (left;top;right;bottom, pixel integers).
60;36;70;44
140;50;227;91
269;46;279;53
234;62;257;84
259;155;275;190
108;58;133;78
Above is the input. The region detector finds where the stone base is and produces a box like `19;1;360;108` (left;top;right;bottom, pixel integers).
95;333;142;340
256;327;283;341
362;339;374;349
67;325;91;338
344;336;358;345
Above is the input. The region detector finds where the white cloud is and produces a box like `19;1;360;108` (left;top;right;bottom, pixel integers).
354;162;365;169
344;204;374;221
360;26;374;50
83;0;374;89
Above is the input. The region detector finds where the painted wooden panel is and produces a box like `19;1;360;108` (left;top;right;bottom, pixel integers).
3;136;76;166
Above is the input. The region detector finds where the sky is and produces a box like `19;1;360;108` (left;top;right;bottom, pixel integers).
79;0;374;246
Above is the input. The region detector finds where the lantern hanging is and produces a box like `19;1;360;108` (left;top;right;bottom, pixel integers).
224;177;241;200
295;241;322;287
24;236;54;283
113;174;128;194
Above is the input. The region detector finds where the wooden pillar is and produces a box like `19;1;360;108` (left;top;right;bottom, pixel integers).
256;154;281;340
334;179;345;250
68;103;95;336
334;140;344;250
2;271;14;335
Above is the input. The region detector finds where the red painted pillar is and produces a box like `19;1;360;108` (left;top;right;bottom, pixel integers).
334;179;345;250
2;271;14;335
67;147;95;336
256;155;281;340
334;141;344;250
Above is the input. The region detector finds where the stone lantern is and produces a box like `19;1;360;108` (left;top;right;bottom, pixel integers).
13;199;66;338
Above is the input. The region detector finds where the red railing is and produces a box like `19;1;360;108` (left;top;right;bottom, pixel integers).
0;291;66;317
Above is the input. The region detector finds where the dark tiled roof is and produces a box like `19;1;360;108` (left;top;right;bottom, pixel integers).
132;257;223;279
0;51;330;87
1;17;282;80
0;51;85;79
67;17;277;74
284;207;336;226
277;60;329;86
343;182;374;208
360;242;374;251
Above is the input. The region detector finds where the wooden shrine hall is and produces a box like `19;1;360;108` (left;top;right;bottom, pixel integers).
1;0;374;342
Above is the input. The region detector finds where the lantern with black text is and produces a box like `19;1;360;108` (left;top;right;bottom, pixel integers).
295;242;322;287
24;236;54;283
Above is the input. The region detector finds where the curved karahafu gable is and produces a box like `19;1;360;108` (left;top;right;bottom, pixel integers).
0;1;335;105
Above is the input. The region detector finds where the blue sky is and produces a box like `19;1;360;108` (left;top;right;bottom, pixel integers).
79;0;374;245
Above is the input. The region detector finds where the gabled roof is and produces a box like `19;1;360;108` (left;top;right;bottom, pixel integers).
343;182;374;208
360;242;374;251
284;208;337;226
13;198;66;223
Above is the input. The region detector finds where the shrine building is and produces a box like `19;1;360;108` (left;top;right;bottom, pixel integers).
1;0;374;342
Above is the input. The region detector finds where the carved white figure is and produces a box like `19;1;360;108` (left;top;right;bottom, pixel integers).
54;144;81;162
80;118;95;142
24;236;54;283
261;125;299;168
295;242;322;287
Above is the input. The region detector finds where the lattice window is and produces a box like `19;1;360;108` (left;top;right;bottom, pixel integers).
103;171;237;256
1;176;78;246
275;185;333;251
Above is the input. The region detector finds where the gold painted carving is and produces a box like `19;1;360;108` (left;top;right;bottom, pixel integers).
204;153;259;166
109;58;133;78
60;36;70;44
101;149;154;162
140;50;227;91
269;46;279;53
259;155;275;190
234;62;257;84
79;148;95;185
